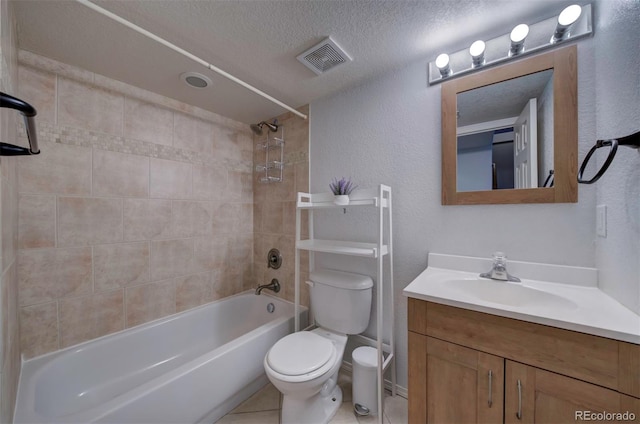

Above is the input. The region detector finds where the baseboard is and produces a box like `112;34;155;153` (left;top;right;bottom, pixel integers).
340;361;408;399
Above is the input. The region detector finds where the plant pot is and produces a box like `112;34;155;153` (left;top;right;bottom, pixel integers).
334;195;350;205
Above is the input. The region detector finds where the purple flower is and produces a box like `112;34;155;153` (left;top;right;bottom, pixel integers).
329;177;357;195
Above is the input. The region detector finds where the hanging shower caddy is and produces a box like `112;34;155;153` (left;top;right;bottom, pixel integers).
255;125;284;183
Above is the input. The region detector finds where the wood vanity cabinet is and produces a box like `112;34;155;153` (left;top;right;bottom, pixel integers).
408;298;640;423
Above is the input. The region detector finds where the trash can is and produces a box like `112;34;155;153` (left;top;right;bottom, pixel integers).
352;346;378;416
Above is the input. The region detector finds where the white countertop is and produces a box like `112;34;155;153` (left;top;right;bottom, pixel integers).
403;254;640;345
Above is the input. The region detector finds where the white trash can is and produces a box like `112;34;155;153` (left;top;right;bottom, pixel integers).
352;346;378;416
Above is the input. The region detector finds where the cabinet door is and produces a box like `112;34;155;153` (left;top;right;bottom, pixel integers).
409;332;504;423
505;361;640;424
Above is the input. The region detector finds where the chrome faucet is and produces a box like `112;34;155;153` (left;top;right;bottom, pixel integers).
480;252;521;282
255;278;281;295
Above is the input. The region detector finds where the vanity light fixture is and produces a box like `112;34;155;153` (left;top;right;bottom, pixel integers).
469;40;486;68
427;3;592;85
509;24;529;56
435;53;451;77
551;4;582;43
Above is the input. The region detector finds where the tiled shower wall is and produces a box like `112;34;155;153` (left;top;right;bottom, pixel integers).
16;51;255;359
252;106;310;306
0;1;21;421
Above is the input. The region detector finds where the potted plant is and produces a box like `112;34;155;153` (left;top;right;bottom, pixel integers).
330;177;357;205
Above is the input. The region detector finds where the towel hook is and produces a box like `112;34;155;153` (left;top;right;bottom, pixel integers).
0;92;40;156
578;130;640;184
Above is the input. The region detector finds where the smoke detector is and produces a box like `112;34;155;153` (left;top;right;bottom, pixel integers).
296;37;352;75
180;72;211;88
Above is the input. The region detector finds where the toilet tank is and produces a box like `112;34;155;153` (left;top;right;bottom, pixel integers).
309;269;373;335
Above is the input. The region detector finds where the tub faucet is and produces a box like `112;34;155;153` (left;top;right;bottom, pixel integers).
480;252;521;282
255;278;281;295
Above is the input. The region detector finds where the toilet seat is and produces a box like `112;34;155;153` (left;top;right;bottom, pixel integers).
267;332;334;376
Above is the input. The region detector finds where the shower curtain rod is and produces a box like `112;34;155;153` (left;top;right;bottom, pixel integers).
75;0;308;120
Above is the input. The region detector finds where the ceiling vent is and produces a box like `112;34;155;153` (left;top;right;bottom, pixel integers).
296;37;352;75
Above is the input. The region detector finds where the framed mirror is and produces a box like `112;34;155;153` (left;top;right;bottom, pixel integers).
441;45;577;205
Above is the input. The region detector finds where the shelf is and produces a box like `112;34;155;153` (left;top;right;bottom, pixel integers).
297;188;389;209
296;239;388;258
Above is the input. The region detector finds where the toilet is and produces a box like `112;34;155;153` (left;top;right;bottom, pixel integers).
264;269;373;424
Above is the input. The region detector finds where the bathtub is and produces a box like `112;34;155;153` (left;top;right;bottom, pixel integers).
15;291;306;423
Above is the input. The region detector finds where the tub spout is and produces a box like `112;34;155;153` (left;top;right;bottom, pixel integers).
255;279;281;295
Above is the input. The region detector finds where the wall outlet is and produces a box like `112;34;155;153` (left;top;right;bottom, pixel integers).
596;205;607;237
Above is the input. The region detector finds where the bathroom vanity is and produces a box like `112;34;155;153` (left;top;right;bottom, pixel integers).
404;254;640;423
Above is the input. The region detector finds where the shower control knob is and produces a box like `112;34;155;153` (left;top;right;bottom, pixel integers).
267;248;282;269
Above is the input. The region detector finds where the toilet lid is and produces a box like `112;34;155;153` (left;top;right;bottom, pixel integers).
267;332;334;376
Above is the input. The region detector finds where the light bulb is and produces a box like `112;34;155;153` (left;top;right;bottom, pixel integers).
558;4;582;27
469;40;485;67
509;24;529;56
552;4;582;43
435;53;451;77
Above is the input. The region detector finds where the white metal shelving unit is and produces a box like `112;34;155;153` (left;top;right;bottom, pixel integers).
294;184;395;423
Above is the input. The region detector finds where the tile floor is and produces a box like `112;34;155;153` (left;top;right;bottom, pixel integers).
217;371;408;424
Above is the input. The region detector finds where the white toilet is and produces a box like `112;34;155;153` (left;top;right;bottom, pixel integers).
264;269;373;424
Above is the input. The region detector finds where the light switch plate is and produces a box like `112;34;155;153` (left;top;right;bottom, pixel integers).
596;205;607;237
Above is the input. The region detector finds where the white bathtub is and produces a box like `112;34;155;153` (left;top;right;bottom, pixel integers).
15;291;306;423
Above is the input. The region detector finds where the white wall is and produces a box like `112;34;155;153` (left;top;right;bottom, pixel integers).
594;0;640;314
309;28;600;389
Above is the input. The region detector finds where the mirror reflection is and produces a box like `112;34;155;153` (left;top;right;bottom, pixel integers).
456;70;554;192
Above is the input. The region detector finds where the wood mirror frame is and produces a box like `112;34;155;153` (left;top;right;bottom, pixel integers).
441;45;578;205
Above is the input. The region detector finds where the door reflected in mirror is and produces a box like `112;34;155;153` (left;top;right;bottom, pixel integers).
456;70;554;192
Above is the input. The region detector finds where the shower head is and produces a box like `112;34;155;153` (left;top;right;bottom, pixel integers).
250;121;279;136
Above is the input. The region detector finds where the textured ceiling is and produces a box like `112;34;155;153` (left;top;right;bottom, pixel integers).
13;0;583;124
458;69;553;127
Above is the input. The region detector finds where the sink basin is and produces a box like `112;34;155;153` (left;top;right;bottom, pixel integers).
445;278;578;309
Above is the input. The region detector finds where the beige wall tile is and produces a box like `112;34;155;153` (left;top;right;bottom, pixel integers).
58;290;124;348
173;113;214;155
193;236;227;273
150;158;192;199
1;263;18;368
19;50;94;85
18;247;92;306
171;201;213;238
212;203;239;235
58;78;123;135
57;197;123;247
124;97;173;146
211;269;235;300
18;194;55;249
227;171;253;202
228;234;253;274
18;142;91;195
93;149;149;198
93;242;150;292
2;162;18;268
150;238;194;281
126;280;175;327
175;272;212;312
123;198;172;241
262;202;284;235
17;66;56;124
212;124;243;161
295;162;309;193
193;164;226;200
20;302;58;358
253;202;263;234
